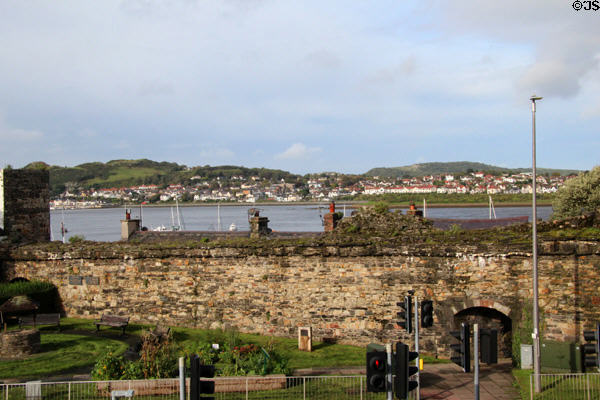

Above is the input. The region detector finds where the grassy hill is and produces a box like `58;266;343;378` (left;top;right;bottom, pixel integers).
25;159;302;196
365;161;581;178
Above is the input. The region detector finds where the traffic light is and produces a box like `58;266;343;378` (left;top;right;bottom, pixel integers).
582;322;600;372
366;350;387;392
190;354;216;400
421;300;434;328
480;328;498;365
394;342;419;400
450;322;470;372
397;296;412;333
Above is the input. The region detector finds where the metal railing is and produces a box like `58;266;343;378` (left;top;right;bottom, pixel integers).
530;373;600;400
0;376;416;400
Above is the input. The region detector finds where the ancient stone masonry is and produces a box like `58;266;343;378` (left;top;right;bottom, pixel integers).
2;238;600;358
0;168;50;243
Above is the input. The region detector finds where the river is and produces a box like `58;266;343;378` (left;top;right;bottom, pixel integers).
50;204;553;242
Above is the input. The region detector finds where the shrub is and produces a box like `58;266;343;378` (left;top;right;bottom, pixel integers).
68;234;85;243
552;166;600;219
372;201;390;214
92;332;179;381
91;351;127;380
181;341;219;365
139;331;179;379
218;343;290;376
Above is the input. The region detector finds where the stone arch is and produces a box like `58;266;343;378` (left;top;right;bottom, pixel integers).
451;299;513;358
9;277;29;283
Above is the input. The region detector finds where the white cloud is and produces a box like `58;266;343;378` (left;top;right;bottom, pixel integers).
275;143;322;160
436;1;600;99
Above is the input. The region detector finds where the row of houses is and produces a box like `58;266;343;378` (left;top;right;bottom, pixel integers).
53;171;575;206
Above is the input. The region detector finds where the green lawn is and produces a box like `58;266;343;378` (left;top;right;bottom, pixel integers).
0;318;446;380
0;332;126;380
512;369;600;400
512;369;532;400
170;325;446;370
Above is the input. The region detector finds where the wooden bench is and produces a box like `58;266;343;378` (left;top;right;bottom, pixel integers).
18;313;61;331
95;314;129;336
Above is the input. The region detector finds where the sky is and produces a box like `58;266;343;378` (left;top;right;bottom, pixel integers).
1;1;599;175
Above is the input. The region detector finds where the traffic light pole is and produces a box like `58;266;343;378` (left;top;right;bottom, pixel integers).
414;296;420;400
386;343;393;400
474;324;479;400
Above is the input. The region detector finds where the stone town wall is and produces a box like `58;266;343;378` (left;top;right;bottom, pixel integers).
2;240;600;355
0;169;50;242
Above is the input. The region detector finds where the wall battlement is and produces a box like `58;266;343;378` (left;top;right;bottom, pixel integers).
0;168;50;243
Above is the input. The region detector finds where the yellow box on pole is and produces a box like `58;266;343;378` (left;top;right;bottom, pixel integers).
419;358;424;370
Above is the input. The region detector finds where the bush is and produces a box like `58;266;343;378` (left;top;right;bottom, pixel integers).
92;332;179;381
552;166;600;219
91;351;127;380
68;234;85;243
372;201;390;214
218;343;290;376
139;332;179;379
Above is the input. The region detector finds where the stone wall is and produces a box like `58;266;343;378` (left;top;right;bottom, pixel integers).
2;239;600;356
0;169;50;242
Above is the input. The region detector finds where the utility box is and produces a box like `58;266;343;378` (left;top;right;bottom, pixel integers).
521;344;533;369
298;327;312;352
25;381;41;400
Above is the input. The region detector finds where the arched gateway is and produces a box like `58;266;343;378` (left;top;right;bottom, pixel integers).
451;300;512;358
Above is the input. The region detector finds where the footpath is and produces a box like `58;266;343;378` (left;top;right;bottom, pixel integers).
294;359;520;400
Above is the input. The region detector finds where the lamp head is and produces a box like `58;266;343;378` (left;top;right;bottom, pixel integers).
530;94;543;102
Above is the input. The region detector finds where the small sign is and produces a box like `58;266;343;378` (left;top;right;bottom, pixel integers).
68;276;83;285
85;276;100;285
212;343;220;350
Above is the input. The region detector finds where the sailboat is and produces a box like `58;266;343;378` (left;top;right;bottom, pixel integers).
151;198;185;231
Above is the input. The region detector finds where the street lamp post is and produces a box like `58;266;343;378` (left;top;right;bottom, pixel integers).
530;94;542;393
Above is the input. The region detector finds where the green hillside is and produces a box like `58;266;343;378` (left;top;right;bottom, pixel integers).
24;159;302;196
365;162;581;178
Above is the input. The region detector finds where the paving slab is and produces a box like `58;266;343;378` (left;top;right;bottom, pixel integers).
420;360;520;400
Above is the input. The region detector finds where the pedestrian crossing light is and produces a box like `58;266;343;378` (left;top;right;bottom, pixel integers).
394;342;419;400
190;354;216;400
582;322;600;372
397;296;413;333
366;350;388;392
420;300;434;328
450;322;471;373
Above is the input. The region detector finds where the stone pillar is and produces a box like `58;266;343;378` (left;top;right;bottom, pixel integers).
1;168;50;242
323;213;342;232
121;219;140;240
249;216;270;238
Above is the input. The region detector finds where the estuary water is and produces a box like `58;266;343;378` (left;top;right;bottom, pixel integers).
50;204;553;242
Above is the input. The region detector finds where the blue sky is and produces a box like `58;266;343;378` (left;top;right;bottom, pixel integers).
1;1;599;174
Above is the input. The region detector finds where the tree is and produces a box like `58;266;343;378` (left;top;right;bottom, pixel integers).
552;166;600;219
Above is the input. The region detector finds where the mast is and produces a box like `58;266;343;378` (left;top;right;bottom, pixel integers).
217;203;221;232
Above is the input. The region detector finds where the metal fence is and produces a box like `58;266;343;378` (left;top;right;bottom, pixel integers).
530;373;600;400
0;376;416;400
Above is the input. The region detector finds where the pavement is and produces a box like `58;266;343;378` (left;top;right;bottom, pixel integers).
294;359;521;400
419;360;520;400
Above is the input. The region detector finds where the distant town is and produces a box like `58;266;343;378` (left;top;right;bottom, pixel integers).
50;170;575;209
